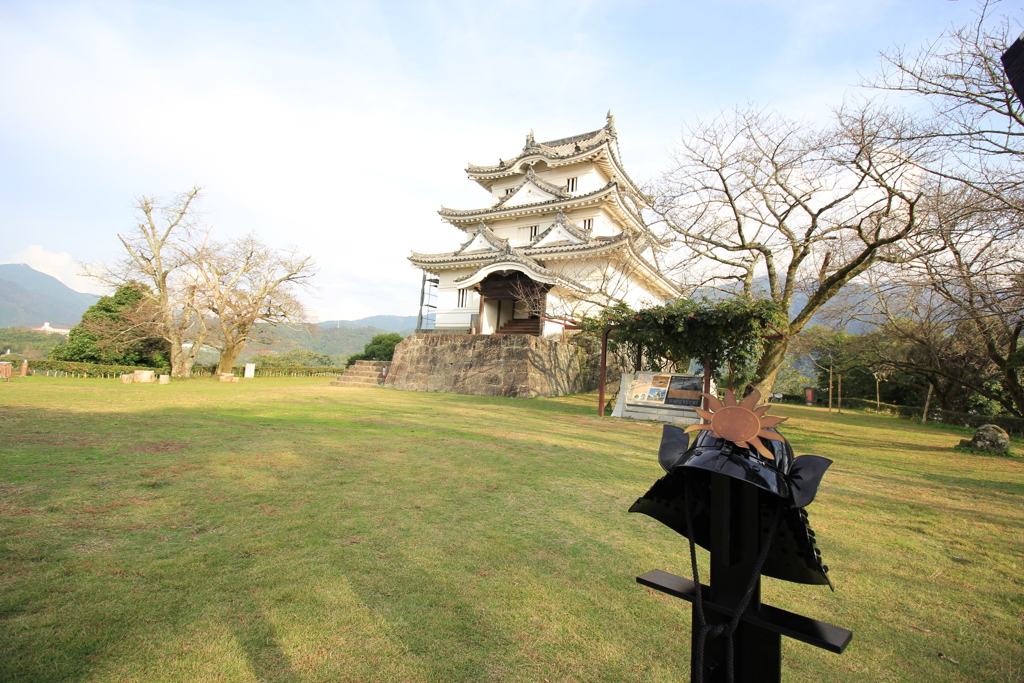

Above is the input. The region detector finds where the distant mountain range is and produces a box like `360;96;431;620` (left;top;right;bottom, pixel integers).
242;320;417;360
0;264;98;328
318;316;418;333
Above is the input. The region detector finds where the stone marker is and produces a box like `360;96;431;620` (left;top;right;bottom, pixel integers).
159;375;170;385
244;363;255;379
959;424;1010;453
133;370;156;383
121;374;133;384
20;360;28;377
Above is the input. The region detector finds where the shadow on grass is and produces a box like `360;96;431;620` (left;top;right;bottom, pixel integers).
920;472;1024;498
826;473;1022;529
342;547;515;681
227;597;300;683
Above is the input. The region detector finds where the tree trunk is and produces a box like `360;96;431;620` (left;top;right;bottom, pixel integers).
702;357;712;422
837;373;843;414
750;337;789;403
216;342;245;375
921;382;933;425
169;339;188;377
875;376;881;412
828;361;834;414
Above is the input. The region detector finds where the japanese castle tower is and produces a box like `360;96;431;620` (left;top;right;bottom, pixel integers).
410;114;678;337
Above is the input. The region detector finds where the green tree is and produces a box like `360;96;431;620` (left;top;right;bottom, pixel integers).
50;283;168;367
789;327;868;413
345;333;404;367
594;297;785;391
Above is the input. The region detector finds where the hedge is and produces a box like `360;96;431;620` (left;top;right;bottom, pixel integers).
16;359;171;378
192;365;346;378
777;390;1024;437
15;360;345;379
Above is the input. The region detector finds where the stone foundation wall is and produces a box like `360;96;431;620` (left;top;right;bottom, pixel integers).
385;334;600;398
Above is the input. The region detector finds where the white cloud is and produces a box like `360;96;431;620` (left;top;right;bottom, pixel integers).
5;245;107;295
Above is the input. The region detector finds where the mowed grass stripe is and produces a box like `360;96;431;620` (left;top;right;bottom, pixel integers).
1;376;1021;682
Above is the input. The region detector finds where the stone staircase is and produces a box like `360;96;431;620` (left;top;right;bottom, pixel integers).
494;317;542;336
330;360;388;387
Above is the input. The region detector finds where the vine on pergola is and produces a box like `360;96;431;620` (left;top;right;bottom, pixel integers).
593;297;785;389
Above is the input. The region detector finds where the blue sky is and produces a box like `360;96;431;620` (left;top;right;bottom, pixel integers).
0;0;1001;320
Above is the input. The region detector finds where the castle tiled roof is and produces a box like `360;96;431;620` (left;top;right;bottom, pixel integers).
439;181;647;236
409;229;677;299
440;182;614;219
467;126;614;175
451;252;562;286
461;113;650;203
408;232;628;268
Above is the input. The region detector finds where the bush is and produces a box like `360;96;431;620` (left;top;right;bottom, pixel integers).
346;333;404;367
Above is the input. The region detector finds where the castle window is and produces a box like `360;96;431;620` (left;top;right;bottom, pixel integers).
504;188;515;196
519;225;540;243
566;177;578;192
457;289;469;307
583;218;594;230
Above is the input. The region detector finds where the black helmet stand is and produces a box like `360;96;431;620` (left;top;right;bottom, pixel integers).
636;471;852;682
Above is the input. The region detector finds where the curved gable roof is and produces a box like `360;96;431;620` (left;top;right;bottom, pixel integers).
493;167;570;208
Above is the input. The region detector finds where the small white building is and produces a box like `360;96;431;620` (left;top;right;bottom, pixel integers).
410;115;678;337
29;321;71;336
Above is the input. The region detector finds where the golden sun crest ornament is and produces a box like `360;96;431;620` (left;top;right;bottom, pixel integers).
684;388;787;460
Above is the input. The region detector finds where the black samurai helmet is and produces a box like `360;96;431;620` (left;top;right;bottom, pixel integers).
628;389;835;588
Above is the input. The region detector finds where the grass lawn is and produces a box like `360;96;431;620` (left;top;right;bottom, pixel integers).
1;376;1021;682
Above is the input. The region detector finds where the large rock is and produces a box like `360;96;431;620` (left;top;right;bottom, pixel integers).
385;333;599;398
959;424;1010;453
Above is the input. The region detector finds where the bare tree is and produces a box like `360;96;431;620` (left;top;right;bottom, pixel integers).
193;234;316;374
848;259;1017;414
862;2;1024;415
870;0;1024;207
905;192;1024;413
84;187;208;377
650;103;936;397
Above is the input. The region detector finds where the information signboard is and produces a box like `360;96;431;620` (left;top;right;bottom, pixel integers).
665;375;703;406
626;372;704;407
